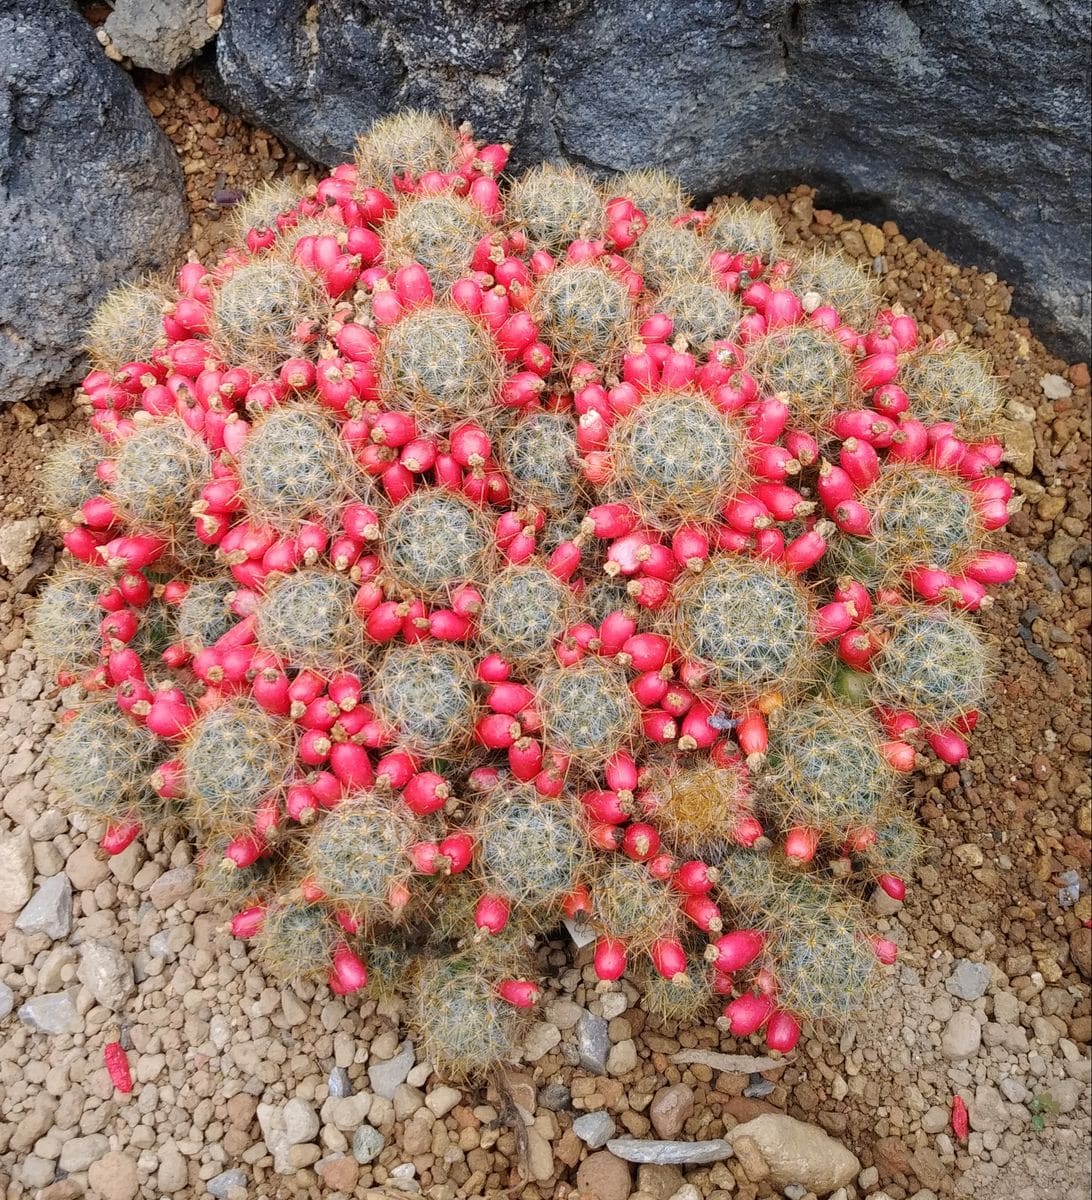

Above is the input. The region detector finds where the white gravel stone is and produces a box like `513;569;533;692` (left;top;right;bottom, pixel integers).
282;1097;320;1145
77;940;135;1011
425;1085;461;1118
941;1010;982;1060
17;989;81;1035
573;1111;616;1149
368;1038;413;1098
727;1114;860;1192
0;828;33;912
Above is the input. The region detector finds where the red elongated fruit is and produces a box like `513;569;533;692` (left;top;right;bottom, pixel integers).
872;936;899;965
681;892;722;932
103;1041;134;1093
649;937;688;981
812;599;858;642
438;832;474;874
508;736;544;782
330;742;374;789
100;820;142;856
881;739;917;772
594;937;627;981
784;825;820;862
229;905;266;939
330;942;368;993
925;727;969;764
706;929;765;972
604;750;639;794
497;979;541;1008
782;527;828;573
673;860;719;895
622;821;660;861
402;771;449;816
724;991;773;1036
224;830;266;870
877;873;907;901
764;1009;801;1052
964;550;1018;585
951;1095;969;1141
475;893;511;935
735;711;768;758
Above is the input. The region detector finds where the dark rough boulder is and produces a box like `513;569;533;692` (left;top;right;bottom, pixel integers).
205;0;1091;359
0;1;188;405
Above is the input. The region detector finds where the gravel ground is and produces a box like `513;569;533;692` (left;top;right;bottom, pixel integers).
0;70;1087;1200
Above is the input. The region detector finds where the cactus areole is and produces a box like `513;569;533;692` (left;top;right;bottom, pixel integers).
40;111;1012;1076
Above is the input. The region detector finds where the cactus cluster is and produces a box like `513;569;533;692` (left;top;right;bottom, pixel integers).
39;110;1016;1078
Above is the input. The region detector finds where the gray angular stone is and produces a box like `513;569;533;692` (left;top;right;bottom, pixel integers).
15;872;72;940
0;829;33;912
206;0;1090;359
946;959;991;1001
367;1038;414;1098
576;1010;610;1074
0;980;13;1020
208;1169;248;1198
77;940;135;1011
17;989;81;1035
607;1137;735;1164
572;1111;616;1149
352;1124;385;1164
0;2;187;405
59;1133;108;1173
104;0;219;74
328;1066;352;1098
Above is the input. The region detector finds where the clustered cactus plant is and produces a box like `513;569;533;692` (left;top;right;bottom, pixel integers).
38;111;1017;1077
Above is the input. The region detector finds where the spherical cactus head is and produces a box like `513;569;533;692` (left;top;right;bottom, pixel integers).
354;110;461;190
255;897;339;982
32;566;106;675
410;948;530;1078
39;433;103;522
302;793;416;926
177;578;236;651
498;411;583;510
182;700;293;834
52;701;163;825
233;178;303;239
763;894;878;1021
536;660;639;762
506;163;601;251
630;219;709;289
370;644;477;753
708;847;781;918
611;168;688;221
112;419;212;540
653;278;743;354
748;325;857;431
591;858;680;953
475;786;588;916
85;280;169;371
705;201;783;263
873;605;990;727
671;555;817;703
256;569;359;670
867;464;980;579
379;305;503;429
479;563;573;665
789;248;883;328
865;804;923;878
238;406;363;532
763;701;895;841
648;759;754;857
532;262;636;370
899;342;1002;433
607;390;747;528
210;260;328;371
381;488;493;599
640;955;714;1025
383;194;493;291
